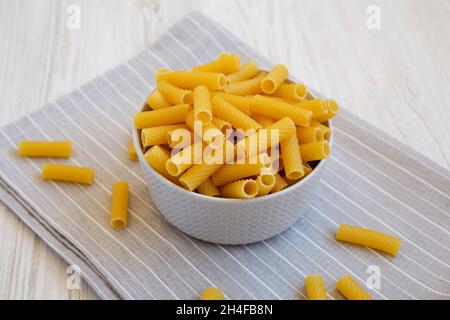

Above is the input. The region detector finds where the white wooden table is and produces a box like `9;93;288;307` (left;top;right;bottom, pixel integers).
0;0;449;299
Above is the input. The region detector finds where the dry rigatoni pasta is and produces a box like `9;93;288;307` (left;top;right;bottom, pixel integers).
226;61;258;84
141;124;189;148
42;164;94;185
157;81;193;105
18;141;72;158
193;85;213;125
255;174;276;196
251;95;312;127
128;141;138;160
336;275;373;300
296;127;324;144
271;83;307;101
271;173;288;193
305;274;327;300
219;179;258;199
336;224;401;256
315;99;339;123
211;96;262;131
295;99;328;119
299;141;330;162
197;177;220;197
224;72;267;96
280;133;304;180
134;104;191;129
212;92;252;114
158;71;227;91
144;146;179;185
261;64;288;94
193;52;240;74
110;181;129;229
146;90;171;110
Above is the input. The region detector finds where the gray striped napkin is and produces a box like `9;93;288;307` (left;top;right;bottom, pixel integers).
1;11;449;300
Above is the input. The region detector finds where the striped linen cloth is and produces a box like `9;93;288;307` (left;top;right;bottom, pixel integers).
1;11;450;300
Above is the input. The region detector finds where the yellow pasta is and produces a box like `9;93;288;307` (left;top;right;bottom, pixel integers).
303;163;313;176
314;99;339;123
166;128;193;149
271;83;307;101
224;72;267;96
134;104;191;129
251;114;274;128
144;146;179;185
212;117;232;136
261;64;288;94
185;111;224;147
212;92;252;114
128;141;138;160
336;224;401;256
270;173;288;193
165;142;205;177
311;121;331;140
155;68;172;82
141;124;189;148
299;141;330;162
250;95;312;127
197;177;220;197
281;133;304;180
180;163;223;191
110;181;129;229
305;274;327;300
18;141;72;158
200;287;224;300
193;85;213;125
158;71;227;91
295;99;328;118
211;96;262;131
296;127;324;144
219;179;258;199
226;61;259;84
256;174;276;196
212;163;263;186
146;90;171;110
157;80;193;105
336;275;373;300
192;52;240;74
42;164;94;185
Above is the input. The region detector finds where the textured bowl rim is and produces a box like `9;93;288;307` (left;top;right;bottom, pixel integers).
134;120;333;205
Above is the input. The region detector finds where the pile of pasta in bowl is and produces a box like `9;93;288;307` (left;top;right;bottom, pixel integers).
134;53;338;199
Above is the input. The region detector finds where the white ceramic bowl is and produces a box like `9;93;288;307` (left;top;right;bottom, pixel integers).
133;97;333;245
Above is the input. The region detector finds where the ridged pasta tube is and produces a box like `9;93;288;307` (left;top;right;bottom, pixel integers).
226;61;258;83
211;96;262;131
146;90;171;110
185;111;224;147
252;114;274;128
296;127;324;144
158;71;227;91
157;81;193;105
270;173;288;193
166;128;193;149
141;124;189;148
314;99;339;123
192;53;240;74
224;72;267;96
144;146;179;185
305;274;327;300
311;121;331;140
299;141;330;162
256;174;276;196
250;95;312;127
271;83;307;101
193;85;213;125
197;177;220;197
336;224;401;256
18;141;72;158
134;104;191;129
42;164;94;185
212;92;252;114
336;275;373;300
281;133;304;180
261;64;288;94
165;142;205;177
110;181;129;229
219;179;258;199
295;99;328;118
